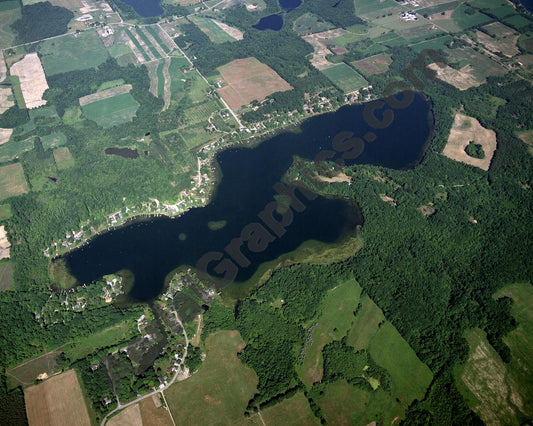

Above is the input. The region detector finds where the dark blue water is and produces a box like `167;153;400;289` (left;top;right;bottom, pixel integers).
253;14;284;31
253;0;302;30
279;0;302;11
520;0;533;13
62;93;432;302
121;0;163;17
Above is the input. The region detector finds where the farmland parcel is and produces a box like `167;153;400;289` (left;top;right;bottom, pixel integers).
24;369;91;426
217;57;292;111
9;53;48;109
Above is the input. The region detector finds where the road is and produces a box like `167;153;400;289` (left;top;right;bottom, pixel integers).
100;310;188;426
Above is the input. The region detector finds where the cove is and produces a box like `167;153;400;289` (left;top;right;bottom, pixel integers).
60;92;432;302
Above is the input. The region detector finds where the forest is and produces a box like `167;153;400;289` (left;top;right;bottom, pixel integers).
11;2;73;43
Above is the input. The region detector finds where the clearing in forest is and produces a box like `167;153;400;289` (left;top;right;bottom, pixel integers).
351;53;392;76
0;260;13;291
297;279;362;387
457;328;532;425
0;163;29;201
254;392;320;426
24;369;91;426
164;330;258;425
0;86;14;114
9;53;48;109
217;57;292;111
53;147;75;170
81;91;139;128
6;351;61;389
79;84;133;106
443;113;496;171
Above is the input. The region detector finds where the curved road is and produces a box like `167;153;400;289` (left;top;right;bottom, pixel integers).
100;310;189;426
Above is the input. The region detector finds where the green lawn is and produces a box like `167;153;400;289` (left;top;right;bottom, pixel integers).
164;330;258;425
81;93;139;128
39;30;109;76
321;64;368;93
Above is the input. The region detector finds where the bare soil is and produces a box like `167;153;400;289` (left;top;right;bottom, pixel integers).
443;113;496;171
9;53;48;109
427;63;483;90
212;19;243;40
217;57;292;110
303;29;347;70
24;370;91;426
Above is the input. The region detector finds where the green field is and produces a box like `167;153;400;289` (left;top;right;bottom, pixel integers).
7;351;60;389
346;293;385;350
135;28;162;60
456;327;533;424
53;147;75;170
124;28;150;62
41;132;67;150
81;93;139;128
411;35;454;53
503;14;533;30
0;138;35;164
0;261;13;291
293;12;334;36
321;64;368;93
64;322;138;362
451;5;493;30
190;16;235;43
354;0;401;17
145;25;171;54
417;1;458;16
256;392;319;426
157;60;165;98
297;279;362;387
0;1;20;50
164;330;258;425
0;203;12;221
368;322;433;404
39;30;109;76
179;125;215;149
182;100;221;127
169;57;190;95
446;47;508;80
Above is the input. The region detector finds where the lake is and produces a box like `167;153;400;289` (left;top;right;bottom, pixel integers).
253;0;302;30
61;92;433;302
120;0;163;17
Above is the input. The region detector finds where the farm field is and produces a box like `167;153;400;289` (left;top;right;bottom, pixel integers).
0;261;13;291
255;392;320;426
41;132;67;150
39;30;109;76
135;27;163;60
7;351;61;389
297;279;362;387
24;369;91;426
443;113;497;171
456;328;532;425
108;403;142;426
217;57;292;111
145;26;172;54
124;28;151;63
164;330;258;425
293;12;334;36
0;138;35;163
346;293;385;350
351;53;392;76
53;147;75;170
368;322;433;405
477;22;520;57
81;92;139;128
190;16;235;43
179;125;215;149
139;395;174;426
321;63;368;93
0;162;29;201
9;53;48;109
503;14;533;30
0;1;20;49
